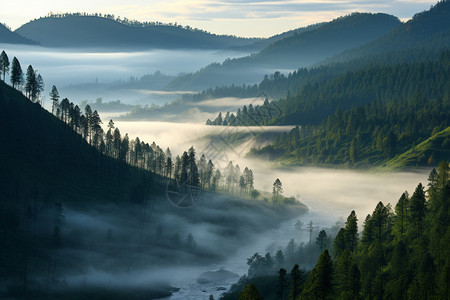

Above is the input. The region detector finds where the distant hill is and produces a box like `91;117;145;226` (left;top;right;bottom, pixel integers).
322;0;450;65
231;22;326;52
15;14;258;50
166;13;401;91
0;22;38;45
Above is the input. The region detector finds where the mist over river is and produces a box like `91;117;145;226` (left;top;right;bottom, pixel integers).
106;120;430;299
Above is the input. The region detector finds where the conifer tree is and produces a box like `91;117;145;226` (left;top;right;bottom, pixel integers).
0;50;9;81
10;57;23;88
344;210;358;252
393;192;409;239
239;283;263;300
301;250;333;300
290;264;303;300
49;85;60;115
277;268;288;300
408;183;426;237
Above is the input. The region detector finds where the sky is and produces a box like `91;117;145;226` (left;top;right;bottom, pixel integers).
0;0;438;38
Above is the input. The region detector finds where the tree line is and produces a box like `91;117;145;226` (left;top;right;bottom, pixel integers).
208;50;449;128
254;91;449;167
0;50;44;103
1;50;261;197
50;89;257;195
225;161;450;299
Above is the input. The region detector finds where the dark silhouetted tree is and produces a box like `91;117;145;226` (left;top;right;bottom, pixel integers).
49;85;60;115
0;50;9;81
273;178;283;203
10;57;23;89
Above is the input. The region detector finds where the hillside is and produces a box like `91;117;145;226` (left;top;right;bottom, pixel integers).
15;14;258;50
166;12;401;91
0;81;152;204
0;80;307;299
382;127;450;170
0;22;38;45
322;0;450;65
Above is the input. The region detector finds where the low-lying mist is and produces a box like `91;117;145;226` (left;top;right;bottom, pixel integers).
103;120;431;226
0;43;252;104
38;191;306;297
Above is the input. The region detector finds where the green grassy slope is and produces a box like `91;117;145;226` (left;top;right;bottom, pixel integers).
381;127;450;170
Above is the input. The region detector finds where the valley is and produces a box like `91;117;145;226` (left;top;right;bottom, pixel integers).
0;1;449;299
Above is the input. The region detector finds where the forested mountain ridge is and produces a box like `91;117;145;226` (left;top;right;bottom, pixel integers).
0;22;38;45
209;51;450;127
228;51;450;168
322;0;450;66
166;12;401;91
185;1;449;99
14;13;258;50
255;12;401;68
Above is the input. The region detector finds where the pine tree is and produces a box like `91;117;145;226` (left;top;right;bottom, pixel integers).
278;268;288;300
239;283;263;300
273;178;283;203
393;192;409;239
344;210;358;252
0;50;10;81
25;65;35;100
49;85;60;115
290;264;303;300
10;57;23;89
335;250;360;300
409;183;426;237
316;230;328;251
301;250;333;300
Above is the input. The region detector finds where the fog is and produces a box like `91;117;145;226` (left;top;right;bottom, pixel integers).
0;43;252;105
110;121;430;224
106;120;429;297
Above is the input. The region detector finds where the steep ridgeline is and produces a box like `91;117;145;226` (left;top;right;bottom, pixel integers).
0;22;38;45
15;13;258;50
322;0;450;66
166;13;401;91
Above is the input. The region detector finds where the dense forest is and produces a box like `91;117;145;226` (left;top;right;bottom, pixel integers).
0;52;307;299
225;162;450;299
206;51;450;167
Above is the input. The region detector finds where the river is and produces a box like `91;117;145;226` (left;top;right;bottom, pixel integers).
104;121;430;299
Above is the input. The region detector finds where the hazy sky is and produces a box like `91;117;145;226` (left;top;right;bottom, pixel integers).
1;0;437;37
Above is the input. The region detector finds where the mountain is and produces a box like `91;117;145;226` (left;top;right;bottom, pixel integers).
231;22;325;52
0;22;38;45
15;14;258;50
166;12;401;91
322;0;450;65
